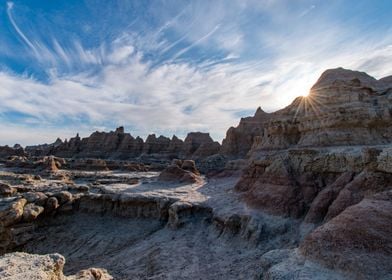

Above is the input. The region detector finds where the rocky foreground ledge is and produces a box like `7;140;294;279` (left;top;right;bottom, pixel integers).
0;160;301;279
0;151;384;280
0;252;112;280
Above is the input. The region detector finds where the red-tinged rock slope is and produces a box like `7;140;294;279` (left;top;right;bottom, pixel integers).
231;68;392;279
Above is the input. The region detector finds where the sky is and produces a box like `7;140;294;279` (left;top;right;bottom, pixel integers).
0;0;391;146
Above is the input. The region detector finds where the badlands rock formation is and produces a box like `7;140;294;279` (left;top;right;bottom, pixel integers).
233;68;392;217
0;67;391;279
221;107;270;157
0;145;26;160
26;128;221;163
158;159;202;184
300;190;392;279
0;164;288;279
222;67;392;157
231;68;392;279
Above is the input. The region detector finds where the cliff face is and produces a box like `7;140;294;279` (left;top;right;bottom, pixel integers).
221;67;392;157
26;127;220;161
181;132;220;159
221;107;270;158
234;68;392;217
0;145;26;160
232;68;392;279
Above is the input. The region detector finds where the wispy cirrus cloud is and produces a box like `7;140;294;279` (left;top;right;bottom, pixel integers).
0;0;391;146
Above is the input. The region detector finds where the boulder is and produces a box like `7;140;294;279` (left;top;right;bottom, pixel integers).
45;197;59;213
0;182;16;197
0;252;65;280
0;198;27;227
180;160;199;175
158;164;202;184
23;203;44;222
68;268;113;280
53;191;73;205
0;252;113;280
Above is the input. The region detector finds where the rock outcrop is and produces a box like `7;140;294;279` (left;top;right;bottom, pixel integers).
300;191;392;279
26;129;221;163
158;159;202;184
221;68;392;157
0;252;112;279
233;68;392;218
143;134;171;155
0;145;26;160
236;147;392;220
4;156;64;174
221;107;270;158
0;182;17;197
25;138;63;157
181;132;220;158
230;68;392;278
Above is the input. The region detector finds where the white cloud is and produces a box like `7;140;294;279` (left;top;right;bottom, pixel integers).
7;1;38;55
1;33;391;146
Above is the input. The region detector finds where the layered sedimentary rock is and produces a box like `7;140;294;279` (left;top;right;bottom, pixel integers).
236;147;392;219
158;159;202;184
300;190;392;279
143;134;171;154
167;135;184;154
234;68;392;218
26;138;63;157
0;145;26;160
221;107;270;158
4;156;65;173
26;128;220;162
221;67;392;157
231;68;392;278
181;132;220;158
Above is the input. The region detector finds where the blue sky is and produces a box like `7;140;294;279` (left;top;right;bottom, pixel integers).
0;0;391;145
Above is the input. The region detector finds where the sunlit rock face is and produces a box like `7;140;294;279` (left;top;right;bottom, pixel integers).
234;68;392;218
221;67;392;157
293;68;392;147
233;69;392;279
